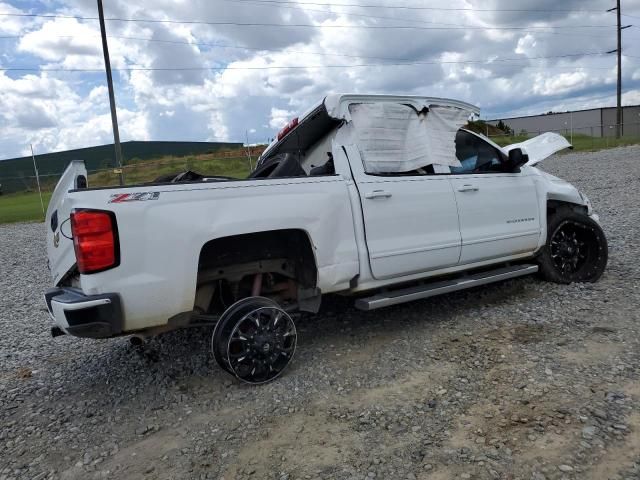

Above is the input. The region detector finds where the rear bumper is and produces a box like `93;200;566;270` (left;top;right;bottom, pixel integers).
44;288;123;338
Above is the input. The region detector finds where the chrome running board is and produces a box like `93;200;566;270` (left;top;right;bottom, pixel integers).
355;264;539;311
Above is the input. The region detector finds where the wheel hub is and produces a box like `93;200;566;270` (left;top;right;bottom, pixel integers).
559;241;575;256
550;221;589;274
254;334;276;354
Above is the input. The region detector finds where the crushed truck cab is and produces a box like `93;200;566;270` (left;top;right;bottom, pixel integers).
44;94;607;384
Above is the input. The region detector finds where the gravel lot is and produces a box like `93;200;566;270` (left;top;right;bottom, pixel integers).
2;145;640;480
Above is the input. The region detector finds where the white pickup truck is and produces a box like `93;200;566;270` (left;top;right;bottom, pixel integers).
45;94;607;384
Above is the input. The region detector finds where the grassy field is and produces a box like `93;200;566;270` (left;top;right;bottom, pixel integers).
0;152;253;224
89;154;251;187
0;191;52;224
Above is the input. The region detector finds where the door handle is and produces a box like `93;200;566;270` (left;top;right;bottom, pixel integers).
365;190;393;199
457;185;479;192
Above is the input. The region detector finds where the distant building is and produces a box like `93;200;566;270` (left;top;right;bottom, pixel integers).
488;105;640;138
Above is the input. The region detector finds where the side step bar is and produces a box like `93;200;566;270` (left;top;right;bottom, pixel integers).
355;264;538;311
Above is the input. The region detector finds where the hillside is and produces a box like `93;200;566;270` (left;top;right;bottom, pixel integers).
0;140;244;194
88;149;260;187
0;146;265;223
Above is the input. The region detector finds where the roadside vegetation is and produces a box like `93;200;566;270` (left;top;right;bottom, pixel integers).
88;153;252;187
0;151;253;224
0;191;53;224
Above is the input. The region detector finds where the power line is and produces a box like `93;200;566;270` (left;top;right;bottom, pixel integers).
3;34;413;61
0;34;619;63
212;0;526;29
225;0;607;13
0;55;617;73
0;13;618;30
1;26;619;42
0;29;619;42
213;0;613;31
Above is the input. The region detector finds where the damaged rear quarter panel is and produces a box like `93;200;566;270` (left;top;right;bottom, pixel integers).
76;177;360;332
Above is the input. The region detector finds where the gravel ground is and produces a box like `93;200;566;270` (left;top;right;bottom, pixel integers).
2;145;640;480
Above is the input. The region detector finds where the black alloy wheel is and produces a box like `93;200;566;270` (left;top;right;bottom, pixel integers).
538;207;608;284
212;297;297;384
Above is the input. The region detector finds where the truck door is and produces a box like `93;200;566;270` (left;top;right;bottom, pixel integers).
340;101;465;281
449;130;541;264
356;173;461;280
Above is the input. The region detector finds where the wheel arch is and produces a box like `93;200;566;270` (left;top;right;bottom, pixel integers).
196;228;320;313
546;198;588;218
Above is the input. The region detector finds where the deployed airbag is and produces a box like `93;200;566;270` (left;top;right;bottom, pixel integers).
348;103;470;173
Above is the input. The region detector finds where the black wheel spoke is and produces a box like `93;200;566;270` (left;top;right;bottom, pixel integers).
271;311;283;329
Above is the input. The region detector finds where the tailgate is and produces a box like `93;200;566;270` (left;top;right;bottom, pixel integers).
46;160;87;285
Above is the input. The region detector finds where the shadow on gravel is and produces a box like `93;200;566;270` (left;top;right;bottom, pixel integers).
44;276;542;407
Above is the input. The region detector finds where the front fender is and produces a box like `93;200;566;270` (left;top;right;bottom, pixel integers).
529;167;596;252
530;166;590;213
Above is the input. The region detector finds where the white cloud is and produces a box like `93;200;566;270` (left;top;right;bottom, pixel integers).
622;89;640;105
0;2;33;35
269;107;295;129
515;34;537;55
531;71;590;96
88;85;108;102
0;71;150;157
18;18;101;62
2;0;640;159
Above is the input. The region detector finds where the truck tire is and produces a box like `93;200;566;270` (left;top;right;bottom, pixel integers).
212;297;297;384
537;207;608;284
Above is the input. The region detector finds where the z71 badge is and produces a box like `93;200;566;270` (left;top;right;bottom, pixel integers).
109;192;161;203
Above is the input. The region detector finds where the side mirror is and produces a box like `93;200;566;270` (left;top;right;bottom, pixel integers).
507;147;529;171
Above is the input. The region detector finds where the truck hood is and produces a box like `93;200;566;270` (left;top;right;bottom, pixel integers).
503;132;572;166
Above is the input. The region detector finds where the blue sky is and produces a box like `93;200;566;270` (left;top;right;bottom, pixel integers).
1;0;640;159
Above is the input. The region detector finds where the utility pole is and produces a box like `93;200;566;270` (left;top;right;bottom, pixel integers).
245;130;253;172
97;0;124;185
616;0;622;139
30;144;45;218
608;1;632;139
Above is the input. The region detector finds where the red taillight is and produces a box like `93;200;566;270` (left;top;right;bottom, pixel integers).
70;210;119;274
277;117;299;141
